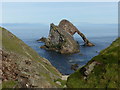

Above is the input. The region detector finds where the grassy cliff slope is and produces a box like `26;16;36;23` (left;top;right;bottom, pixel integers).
0;27;62;88
67;37;119;88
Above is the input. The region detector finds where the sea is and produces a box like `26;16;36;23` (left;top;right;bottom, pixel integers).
2;23;118;75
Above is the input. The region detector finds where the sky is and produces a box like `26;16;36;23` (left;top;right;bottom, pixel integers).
1;2;118;25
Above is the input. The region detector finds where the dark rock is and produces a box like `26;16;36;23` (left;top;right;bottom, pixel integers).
79;53;83;56
37;37;47;42
71;64;79;71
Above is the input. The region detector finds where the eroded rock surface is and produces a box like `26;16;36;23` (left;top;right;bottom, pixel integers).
59;20;94;46
40;23;80;54
39;19;94;54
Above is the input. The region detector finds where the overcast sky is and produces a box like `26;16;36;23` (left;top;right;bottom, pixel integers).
1;2;118;24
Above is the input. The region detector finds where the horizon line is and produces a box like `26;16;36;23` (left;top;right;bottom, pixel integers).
0;22;118;25
1;0;119;2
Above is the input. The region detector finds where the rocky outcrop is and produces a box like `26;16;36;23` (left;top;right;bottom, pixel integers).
80;61;101;79
39;23;80;54
39;19;94;54
1;27;62;88
71;64;79;71
67;38;119;88
59;20;94;46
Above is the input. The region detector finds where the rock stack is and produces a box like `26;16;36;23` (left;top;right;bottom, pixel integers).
38;19;94;54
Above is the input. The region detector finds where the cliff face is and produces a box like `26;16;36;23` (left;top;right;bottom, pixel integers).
67;38;119;88
39;19;94;54
0;27;62;88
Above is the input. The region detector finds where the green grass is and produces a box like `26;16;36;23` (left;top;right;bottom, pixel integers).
2;81;17;88
67;37;119;88
1;27;42;60
54;78;67;87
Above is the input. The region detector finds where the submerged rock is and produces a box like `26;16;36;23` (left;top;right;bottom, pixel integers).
37;37;46;42
39;19;94;54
